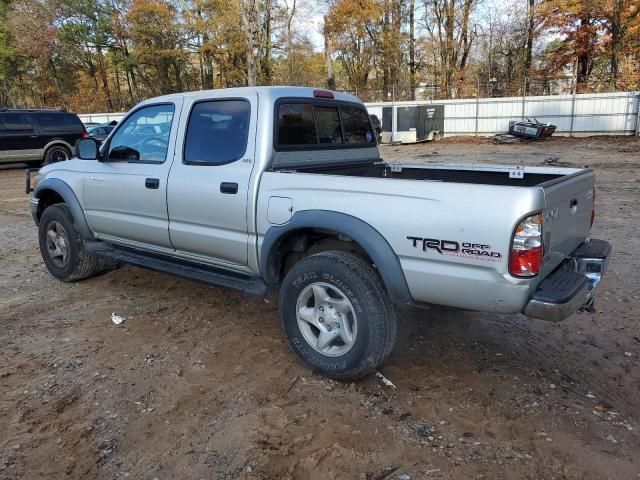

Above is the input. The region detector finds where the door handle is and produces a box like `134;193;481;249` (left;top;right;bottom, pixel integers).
145;178;160;189
220;182;238;194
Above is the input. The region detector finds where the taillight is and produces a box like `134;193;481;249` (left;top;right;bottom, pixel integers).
510;213;543;277
591;187;596;227
82;131;89;138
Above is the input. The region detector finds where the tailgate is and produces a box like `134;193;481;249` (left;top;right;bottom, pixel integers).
540;170;595;275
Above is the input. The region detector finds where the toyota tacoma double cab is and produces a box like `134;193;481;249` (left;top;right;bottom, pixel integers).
27;87;612;379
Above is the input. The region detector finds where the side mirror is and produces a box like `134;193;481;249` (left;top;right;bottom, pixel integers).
108;145;140;162
76;138;100;160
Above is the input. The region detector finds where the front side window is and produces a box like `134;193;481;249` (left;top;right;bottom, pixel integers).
108;104;174;163
1;113;33;132
184;100;250;165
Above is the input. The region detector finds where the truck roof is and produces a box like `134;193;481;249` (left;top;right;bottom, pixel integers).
139;86;362;107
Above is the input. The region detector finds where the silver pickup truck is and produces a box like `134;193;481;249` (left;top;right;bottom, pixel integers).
28;86;612;379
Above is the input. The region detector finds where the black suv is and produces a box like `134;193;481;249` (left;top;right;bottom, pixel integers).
0;109;87;166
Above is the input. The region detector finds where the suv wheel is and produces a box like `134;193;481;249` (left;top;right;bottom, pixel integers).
39;204;117;281
43;145;71;165
279;250;397;379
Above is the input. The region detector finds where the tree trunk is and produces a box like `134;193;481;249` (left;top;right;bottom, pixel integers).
262;0;272;83
113;64;122;110
609;0;623;88
409;0;415;100
524;0;535;92
286;0;296;83
48;59;65;106
96;47;114;110
198;8;214;89
240;0;258;86
173;61;183;92
323;15;335;90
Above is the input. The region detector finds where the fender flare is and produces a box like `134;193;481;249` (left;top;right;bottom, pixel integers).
260;210;413;305
34;178;95;241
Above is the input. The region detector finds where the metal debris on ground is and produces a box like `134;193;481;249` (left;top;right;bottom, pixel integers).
509;118;557;139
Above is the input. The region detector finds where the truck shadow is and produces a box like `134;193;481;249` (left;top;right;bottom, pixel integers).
390;304;638;417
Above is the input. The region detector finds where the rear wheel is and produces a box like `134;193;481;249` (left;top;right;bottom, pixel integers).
279;250;397;379
43;145;71;165
38;204;116;281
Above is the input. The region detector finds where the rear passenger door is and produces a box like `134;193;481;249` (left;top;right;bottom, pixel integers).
1;113;40;162
167;93;257;268
0;116;5;162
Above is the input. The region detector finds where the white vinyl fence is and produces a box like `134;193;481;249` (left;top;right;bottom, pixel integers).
78;112;126;124
365;91;640;139
79;91;640;139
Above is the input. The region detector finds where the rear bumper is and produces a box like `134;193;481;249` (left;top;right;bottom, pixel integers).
523;239;612;322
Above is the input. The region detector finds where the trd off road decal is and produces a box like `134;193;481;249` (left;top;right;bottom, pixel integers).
407;236;503;262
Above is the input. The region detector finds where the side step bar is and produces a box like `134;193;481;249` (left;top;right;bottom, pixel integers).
89;244;267;296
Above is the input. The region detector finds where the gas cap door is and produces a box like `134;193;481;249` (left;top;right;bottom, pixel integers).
267;196;293;225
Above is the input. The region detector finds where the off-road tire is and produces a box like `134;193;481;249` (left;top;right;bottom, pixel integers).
43;145;71;165
38;204;116;282
279;250;397;379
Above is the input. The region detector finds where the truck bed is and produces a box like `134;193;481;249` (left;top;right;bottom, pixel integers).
291;161;575;187
260;160;595;312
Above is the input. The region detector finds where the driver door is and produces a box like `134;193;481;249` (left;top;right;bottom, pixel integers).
83;101;182;250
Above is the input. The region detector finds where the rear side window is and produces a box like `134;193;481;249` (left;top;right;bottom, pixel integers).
36;113;83;132
276;102;374;148
1;113;33;132
184;100;250;165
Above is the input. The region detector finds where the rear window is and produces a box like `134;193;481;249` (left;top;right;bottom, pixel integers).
277;103;316;145
36;112;84;133
342;106;374;144
276;102;374;148
184;100;250;165
315;106;343;144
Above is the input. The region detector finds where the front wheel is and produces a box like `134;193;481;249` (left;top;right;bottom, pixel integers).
279;250;397;379
38;204;116;281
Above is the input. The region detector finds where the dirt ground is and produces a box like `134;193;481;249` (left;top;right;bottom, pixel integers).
1;136;639;480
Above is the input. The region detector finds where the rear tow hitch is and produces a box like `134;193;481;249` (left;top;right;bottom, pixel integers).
578;295;596;314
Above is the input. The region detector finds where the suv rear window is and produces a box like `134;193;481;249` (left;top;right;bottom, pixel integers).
36;112;84;133
276;102;374;148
